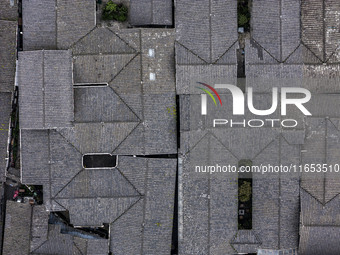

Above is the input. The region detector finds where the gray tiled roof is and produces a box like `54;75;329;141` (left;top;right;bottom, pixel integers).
0;92;12;181
18;50;74;129
3;201;32;255
73;53;137;84
20;129;177;252
32;224;110;254
176;65;237;94
0;0;17;20
251;0;300;62
179;129;301;254
300;189;340;254
22;155;176;254
0;20;17;92
175;0;238;63
258;249;298;255
301;0;340;63
32;224;80;255
176;1;340;255
22;0;57;50
110;157;177;255
56;0;96;49
20;129;50;185
299;226;340;255
0;93;11;182
130;0;173;26
71;27;136;55
74;87;139;123
30;205;49;252
0;20;16;179
22;0;96;50
69;28;177;155
19;22;177;255
301;118;340;204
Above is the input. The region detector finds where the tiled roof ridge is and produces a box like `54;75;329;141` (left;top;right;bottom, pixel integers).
106;27;139;53
212;39;239;64
116;166;143;196
111;122;144;154
51;169;84;199
300;185;326;206
249;38;281;64
300;41;324;64
109;197;143;226
73;240;86;255
282;43;302;63
175;41;209;64
106;53;140;84
53;167;143;200
67;26;97;50
107;82;141;121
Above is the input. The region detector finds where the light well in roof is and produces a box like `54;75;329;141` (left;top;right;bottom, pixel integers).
83;154;117;169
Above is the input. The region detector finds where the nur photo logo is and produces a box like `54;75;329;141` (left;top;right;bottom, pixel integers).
197;82;312;128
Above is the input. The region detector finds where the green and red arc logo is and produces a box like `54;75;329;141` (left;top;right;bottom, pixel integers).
196;82;223;106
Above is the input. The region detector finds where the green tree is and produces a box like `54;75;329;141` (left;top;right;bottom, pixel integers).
102;1;128;22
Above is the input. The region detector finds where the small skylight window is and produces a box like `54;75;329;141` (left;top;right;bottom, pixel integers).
150;73;156;81
148;49;155;57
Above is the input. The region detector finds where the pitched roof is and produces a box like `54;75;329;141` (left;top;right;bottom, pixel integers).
0;20;17;92
68;28;177;154
179;129;301;253
22;0;57;50
258;249;298;255
18;50;74;129
130;0;173;26
175;0;238;63
22;0;96;50
299;226;340;255
19;24;177;254
176;65;237;94
0;19;16;181
2;201;32;255
30;205;49;252
0;93;12;181
299;189;340;254
110;157;177;255
0;0;18;21
301;0;340;63
251;0;301;62
22;154;176;254
300;118;340;204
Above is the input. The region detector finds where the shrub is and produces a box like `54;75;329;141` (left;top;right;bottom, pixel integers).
102;1;128;22
239;180;252;202
238;14;249;27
